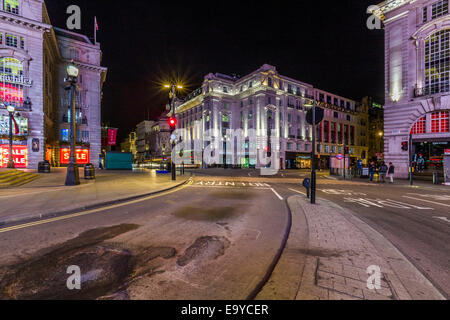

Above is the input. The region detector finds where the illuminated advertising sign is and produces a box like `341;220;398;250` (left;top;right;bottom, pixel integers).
60;148;90;165
0;145;28;168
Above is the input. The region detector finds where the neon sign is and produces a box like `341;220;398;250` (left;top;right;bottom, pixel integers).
60;148;90;165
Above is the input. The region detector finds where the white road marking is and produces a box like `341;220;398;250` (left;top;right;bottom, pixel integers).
320;189;367;196
402;196;450;208
289;188;307;196
434;217;450;224
405;193;450;201
270;188;284;200
343;198;433;210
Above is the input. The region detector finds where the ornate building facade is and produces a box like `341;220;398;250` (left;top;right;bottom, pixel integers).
174;64;369;170
0;0;107;169
375;0;450;177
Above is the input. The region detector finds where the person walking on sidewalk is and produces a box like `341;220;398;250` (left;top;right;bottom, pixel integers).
379;162;388;183
388;162;395;184
369;161;376;183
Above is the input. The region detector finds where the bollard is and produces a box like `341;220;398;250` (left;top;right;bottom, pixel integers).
84;163;96;180
433;172;439;185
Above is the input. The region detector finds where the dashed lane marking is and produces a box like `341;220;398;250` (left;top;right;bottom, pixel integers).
434;217;450;224
270;188;284;200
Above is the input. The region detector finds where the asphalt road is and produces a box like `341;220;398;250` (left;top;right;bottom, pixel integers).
0;177;289;300
0;169;448;300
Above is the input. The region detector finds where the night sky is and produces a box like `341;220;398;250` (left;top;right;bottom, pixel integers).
46;0;385;141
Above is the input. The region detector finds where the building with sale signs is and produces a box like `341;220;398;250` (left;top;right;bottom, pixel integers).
0;0;107;169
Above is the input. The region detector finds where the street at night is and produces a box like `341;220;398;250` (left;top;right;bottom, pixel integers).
0;0;449;315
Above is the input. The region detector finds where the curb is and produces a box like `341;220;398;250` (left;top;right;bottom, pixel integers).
246;197;293;300
286;195;446;300
0;176;192;228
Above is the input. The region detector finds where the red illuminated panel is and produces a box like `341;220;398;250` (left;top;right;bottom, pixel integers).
0;145;28;168
411;116;426;134
60;148;90;165
431;112;449;133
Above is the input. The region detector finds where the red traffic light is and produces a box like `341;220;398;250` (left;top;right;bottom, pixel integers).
168;117;177;128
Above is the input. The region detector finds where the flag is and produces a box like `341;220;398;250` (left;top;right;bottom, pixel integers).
95;16;99;31
11;115;19;135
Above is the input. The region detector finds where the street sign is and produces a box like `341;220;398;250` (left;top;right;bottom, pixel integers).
336;154;344;160
306;107;324;125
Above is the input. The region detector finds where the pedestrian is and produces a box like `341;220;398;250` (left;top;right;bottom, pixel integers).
369;161;376;183
379;162;388;183
417;155;425;173
388;162;395;183
99;153;104;170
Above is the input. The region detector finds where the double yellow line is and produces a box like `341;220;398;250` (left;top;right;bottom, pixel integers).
0;183;190;234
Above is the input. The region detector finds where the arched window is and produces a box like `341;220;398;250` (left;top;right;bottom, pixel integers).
0;57;24;108
411;116;426;134
425;29;450;95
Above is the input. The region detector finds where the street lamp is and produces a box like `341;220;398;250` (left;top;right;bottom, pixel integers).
64;63;80;186
6;105;15;169
164;83;183;181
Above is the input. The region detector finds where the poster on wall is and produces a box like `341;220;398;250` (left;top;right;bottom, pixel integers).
0;145;28;168
32;138;39;152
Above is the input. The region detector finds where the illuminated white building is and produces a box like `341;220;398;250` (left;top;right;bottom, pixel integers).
175;64;369;170
0;0;107;169
375;0;450;178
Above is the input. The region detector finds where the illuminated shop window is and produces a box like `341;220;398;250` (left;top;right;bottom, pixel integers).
425;29;450;95
431;111;449;133
0;57;24;108
61;129;69;142
431;0;448;19
411;116;426;134
3;0;19;14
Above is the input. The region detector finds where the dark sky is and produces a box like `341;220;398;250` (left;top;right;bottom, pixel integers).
46;0;385;141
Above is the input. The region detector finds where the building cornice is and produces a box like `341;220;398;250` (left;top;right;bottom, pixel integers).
61;58;107;73
0;12;51;32
373;0;413;21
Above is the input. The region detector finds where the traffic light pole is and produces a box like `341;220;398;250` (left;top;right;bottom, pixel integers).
409;133;413;186
171;85;176;181
311;95;316;205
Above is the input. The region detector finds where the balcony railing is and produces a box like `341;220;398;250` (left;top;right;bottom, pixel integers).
414;84;450;98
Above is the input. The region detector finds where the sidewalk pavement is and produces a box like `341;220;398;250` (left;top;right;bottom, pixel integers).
257;195;445;300
0;168;191;225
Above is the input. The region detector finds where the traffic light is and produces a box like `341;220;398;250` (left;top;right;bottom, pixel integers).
401;141;408;151
344;147;350;155
168;117;177;130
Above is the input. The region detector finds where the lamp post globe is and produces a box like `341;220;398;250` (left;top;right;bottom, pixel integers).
6;105;15;169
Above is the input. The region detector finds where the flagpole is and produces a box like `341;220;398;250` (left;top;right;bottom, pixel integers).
94;17;97;44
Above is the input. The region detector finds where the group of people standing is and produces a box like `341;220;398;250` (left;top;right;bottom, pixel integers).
368;161;395;184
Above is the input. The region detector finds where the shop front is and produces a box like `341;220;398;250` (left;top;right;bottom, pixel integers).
412;140;449;173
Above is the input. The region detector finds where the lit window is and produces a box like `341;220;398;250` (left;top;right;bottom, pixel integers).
431;111;449;133
411;116;426;134
0;33;2;44
61;129;69;142
423;6;428;23
6;34;17;47
431;0;448;19
20;37;24;49
425;29;450;95
4;0;19;14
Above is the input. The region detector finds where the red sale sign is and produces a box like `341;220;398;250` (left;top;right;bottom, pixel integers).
60;148;90;165
0;145;28;168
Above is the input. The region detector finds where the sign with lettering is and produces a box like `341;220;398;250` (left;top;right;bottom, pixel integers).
60;148;90;165
0;145;28;168
0;75;32;87
445;149;450;156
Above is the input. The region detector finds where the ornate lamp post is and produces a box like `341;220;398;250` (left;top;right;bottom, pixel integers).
65;64;80;186
6;105;15;169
